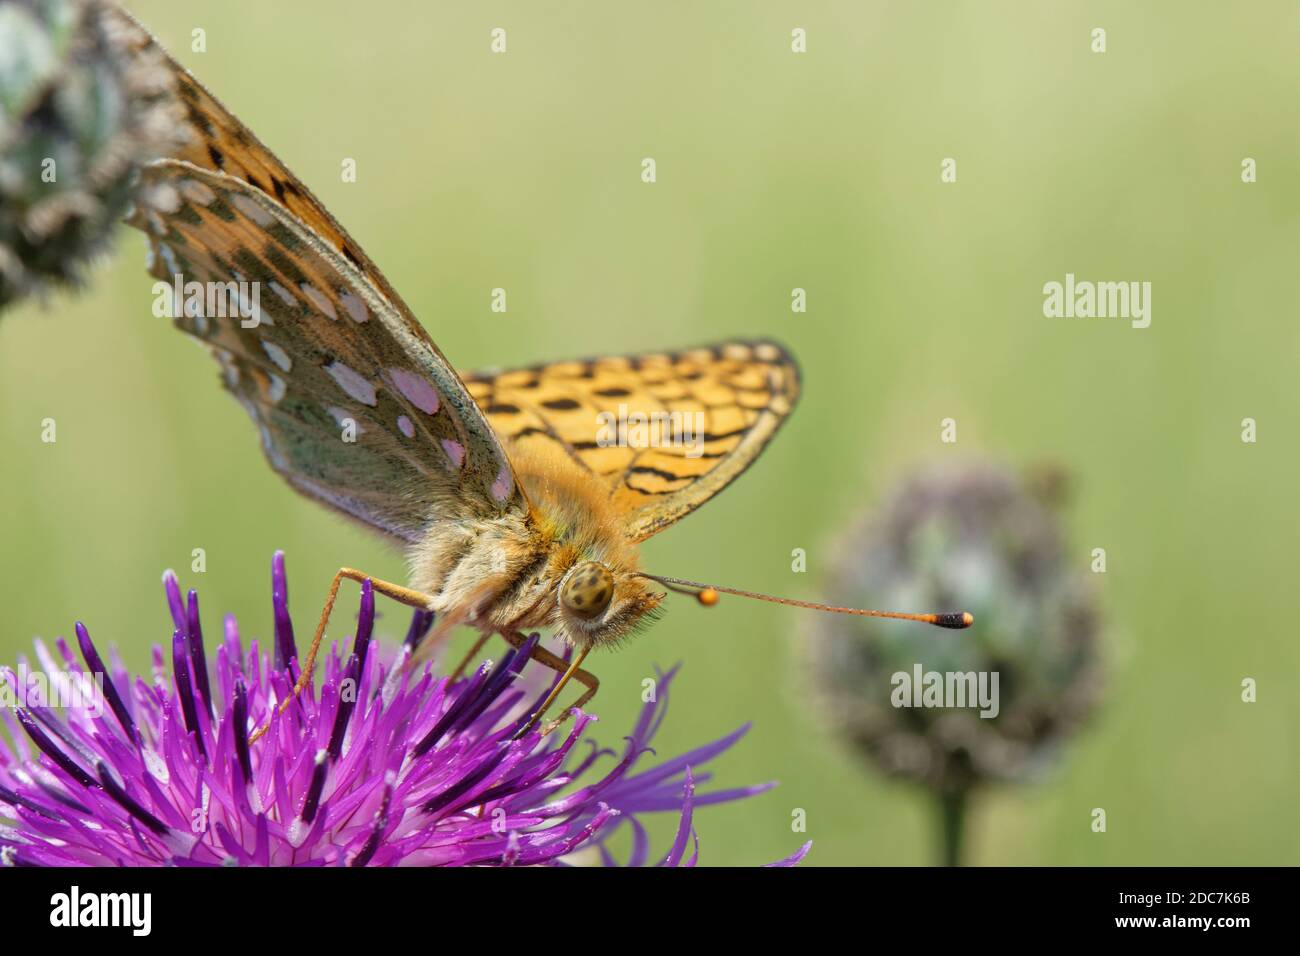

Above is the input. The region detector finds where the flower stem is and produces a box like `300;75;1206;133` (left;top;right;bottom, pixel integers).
937;788;969;867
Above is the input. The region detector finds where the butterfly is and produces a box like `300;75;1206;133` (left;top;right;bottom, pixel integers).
116;10;970;741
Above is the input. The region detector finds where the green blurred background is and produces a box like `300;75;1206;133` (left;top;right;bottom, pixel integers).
2;0;1298;865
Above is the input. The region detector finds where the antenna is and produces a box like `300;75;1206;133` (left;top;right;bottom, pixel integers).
637;573;973;629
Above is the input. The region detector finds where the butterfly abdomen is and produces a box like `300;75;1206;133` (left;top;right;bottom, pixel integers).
407;511;539;617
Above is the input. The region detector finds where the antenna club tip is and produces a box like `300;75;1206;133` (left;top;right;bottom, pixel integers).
933;611;975;630
697;588;719;607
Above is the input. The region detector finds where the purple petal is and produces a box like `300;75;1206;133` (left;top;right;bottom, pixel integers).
765;840;813;867
0;551;786;867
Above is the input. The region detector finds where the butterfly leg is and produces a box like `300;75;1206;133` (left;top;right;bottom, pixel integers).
248;568;434;743
498;631;598;739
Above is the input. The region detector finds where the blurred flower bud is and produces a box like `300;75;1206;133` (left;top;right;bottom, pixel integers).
801;461;1104;861
0;0;182;310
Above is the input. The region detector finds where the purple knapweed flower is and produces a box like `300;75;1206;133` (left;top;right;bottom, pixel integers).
0;553;810;867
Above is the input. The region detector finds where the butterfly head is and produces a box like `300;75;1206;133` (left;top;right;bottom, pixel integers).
555;559;663;646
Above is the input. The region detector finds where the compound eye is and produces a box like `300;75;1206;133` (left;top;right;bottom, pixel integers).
561;562;614;619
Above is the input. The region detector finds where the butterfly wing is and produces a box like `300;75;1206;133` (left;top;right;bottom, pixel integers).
110;7;401;309
460;341;800;542
129;160;523;542
118;14;789;545
115;13;524;540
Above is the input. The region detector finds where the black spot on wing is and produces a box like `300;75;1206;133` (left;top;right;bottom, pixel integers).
262;245;307;286
629;466;687;482
265;222;303;252
207;197;237;223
